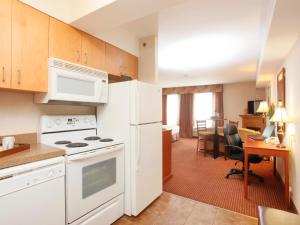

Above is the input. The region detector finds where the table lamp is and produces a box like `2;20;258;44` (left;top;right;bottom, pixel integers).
270;106;288;148
257;101;269;117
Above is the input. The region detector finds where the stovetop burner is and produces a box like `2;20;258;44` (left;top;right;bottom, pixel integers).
55;140;72;145
66;142;89;148
84;136;101;141
99;138;114;142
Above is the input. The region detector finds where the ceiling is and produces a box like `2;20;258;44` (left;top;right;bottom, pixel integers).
257;0;300;87
157;0;273;87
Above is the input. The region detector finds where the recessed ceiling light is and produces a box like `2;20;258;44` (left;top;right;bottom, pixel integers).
159;34;242;70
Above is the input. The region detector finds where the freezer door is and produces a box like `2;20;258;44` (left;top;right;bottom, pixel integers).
130;122;162;216
131;81;162;125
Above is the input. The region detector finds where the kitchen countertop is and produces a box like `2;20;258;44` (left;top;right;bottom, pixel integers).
0;144;65;169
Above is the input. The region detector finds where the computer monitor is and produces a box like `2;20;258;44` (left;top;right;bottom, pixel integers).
262;125;275;139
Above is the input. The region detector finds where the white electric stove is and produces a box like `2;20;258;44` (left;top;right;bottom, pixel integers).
40;115;125;225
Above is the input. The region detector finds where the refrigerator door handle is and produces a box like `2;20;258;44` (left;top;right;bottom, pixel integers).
136;127;141;173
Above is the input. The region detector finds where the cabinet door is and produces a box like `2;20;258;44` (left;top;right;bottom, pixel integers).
105;43;123;76
49;17;82;64
11;0;49;92
0;0;12;88
125;53;138;80
81;33;105;70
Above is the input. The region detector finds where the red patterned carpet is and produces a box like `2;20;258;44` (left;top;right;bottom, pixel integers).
163;138;286;217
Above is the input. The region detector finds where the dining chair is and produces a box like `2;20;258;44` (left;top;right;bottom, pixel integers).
196;120;208;156
229;120;239;128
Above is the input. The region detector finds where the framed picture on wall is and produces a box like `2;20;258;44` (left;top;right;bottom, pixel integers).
277;68;286;107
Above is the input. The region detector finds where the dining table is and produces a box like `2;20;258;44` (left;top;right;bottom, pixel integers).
209;117;227;159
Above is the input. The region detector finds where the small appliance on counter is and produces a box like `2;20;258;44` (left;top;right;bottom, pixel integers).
0;136;30;157
40;115;125;225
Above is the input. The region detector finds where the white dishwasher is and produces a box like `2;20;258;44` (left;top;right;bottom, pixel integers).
0;156;65;225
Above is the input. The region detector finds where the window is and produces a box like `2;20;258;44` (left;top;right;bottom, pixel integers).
167;94;180;125
193;92;213;127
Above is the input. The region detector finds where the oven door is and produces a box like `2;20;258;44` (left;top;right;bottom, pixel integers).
66;144;124;224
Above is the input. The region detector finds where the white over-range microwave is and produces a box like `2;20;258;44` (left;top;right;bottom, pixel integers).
35;58;108;104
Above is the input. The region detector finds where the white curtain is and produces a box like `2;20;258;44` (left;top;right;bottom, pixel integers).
193;92;213;127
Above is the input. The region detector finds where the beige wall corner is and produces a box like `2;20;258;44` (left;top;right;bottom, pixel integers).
138;36;158;84
223;81;266;125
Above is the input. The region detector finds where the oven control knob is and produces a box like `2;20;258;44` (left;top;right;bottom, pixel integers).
47;121;53;128
55;119;61;126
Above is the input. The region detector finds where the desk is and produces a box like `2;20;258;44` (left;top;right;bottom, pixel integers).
244;139;290;208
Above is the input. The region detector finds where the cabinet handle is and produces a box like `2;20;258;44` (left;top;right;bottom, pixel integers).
2;67;5;82
17;70;21;85
85;53;88;64
76;50;80;62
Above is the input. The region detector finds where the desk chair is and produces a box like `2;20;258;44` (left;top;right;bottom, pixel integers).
223;124;264;182
196;120;208;156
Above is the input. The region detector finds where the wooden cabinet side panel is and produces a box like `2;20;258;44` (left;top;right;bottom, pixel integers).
0;0;12;88
128;54;138;80
163;129;172;183
11;0;49;92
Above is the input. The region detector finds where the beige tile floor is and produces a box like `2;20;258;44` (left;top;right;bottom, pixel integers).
113;192;258;225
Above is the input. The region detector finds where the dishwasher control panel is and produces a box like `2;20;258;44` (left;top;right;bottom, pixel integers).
0;162;65;197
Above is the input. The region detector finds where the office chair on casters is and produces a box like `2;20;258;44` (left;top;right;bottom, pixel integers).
223;124;264;182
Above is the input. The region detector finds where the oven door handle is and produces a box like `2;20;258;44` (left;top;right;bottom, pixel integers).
68;145;123;162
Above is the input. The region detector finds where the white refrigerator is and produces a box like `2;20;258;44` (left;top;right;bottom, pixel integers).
97;80;162;216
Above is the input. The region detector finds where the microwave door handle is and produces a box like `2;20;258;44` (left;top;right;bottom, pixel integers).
68;145;123;162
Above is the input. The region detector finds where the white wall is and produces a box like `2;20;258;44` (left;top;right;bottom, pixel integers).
0;91;95;137
95;28;139;56
273;38;300;211
223;81;266;126
138;36;158;83
20;0;72;22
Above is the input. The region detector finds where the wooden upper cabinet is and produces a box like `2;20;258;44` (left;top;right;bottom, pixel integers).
105;43;138;79
81;33;105;70
0;0;12;89
105;43;123;76
49;17;82;64
125;53;138;79
11;0;49;92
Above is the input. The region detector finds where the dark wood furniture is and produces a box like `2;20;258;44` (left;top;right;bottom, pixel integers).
258;206;300;225
244;138;290;209
163;128;172;183
196;120;208;156
239;114;266;132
